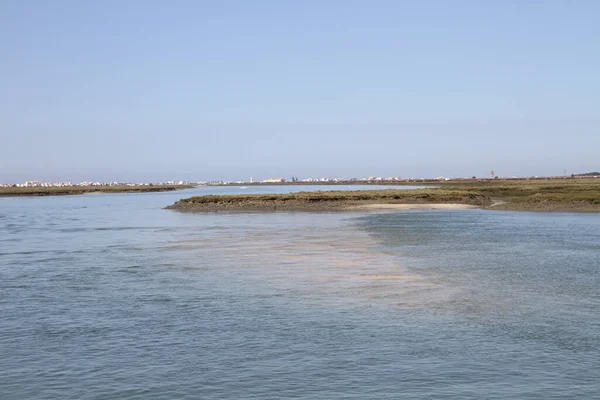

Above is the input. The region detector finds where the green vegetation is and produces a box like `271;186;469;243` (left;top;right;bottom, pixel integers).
437;178;600;211
167;189;491;211
168;178;600;212
0;185;193;197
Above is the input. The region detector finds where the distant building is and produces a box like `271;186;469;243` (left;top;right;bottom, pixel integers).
263;177;285;183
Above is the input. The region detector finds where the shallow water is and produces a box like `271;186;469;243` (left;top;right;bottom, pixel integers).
1;186;599;399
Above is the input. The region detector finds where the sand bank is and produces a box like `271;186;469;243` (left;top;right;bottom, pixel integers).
350;203;478;210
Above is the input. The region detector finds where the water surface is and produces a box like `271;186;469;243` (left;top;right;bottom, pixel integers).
1;186;599;399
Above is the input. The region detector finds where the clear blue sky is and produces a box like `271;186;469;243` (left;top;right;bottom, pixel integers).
1;0;599;182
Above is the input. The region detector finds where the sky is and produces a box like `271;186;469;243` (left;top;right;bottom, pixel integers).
1;0;599;183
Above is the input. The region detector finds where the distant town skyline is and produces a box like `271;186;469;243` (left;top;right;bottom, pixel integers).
1;2;599;183
3;169;599;188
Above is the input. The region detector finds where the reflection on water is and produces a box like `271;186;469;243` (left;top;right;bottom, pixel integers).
1;187;599;399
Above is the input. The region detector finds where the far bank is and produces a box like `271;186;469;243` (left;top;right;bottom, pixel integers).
0;185;194;197
166;179;600;213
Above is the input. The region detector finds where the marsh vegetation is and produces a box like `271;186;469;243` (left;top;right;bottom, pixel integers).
0;185;192;197
168;178;600;212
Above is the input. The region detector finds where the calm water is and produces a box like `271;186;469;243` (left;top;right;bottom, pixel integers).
1;186;599;399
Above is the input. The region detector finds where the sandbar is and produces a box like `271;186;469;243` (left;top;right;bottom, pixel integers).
350;203;478;210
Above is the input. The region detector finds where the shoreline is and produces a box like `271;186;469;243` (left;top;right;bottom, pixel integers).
349;203;479;210
167;200;600;213
165;189;492;212
0;185;193;197
488;202;600;213
166;179;600;213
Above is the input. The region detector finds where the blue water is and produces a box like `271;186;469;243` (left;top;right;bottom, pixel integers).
1;186;599;399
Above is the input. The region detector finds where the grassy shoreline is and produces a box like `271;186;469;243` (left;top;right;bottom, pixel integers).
167;178;600;212
0;185;193;197
166;189;492;212
439;178;600;212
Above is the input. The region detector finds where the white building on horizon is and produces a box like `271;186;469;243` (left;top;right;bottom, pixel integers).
263;177;285;183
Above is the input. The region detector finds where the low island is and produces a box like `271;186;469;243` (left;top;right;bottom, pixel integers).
166;178;600;212
166;189;492;211
0;185;193;197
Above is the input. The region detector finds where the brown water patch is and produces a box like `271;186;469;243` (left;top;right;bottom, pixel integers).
360;274;406;280
161;218;457;309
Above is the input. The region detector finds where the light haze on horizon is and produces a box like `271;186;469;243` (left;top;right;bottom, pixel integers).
1;0;599;183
